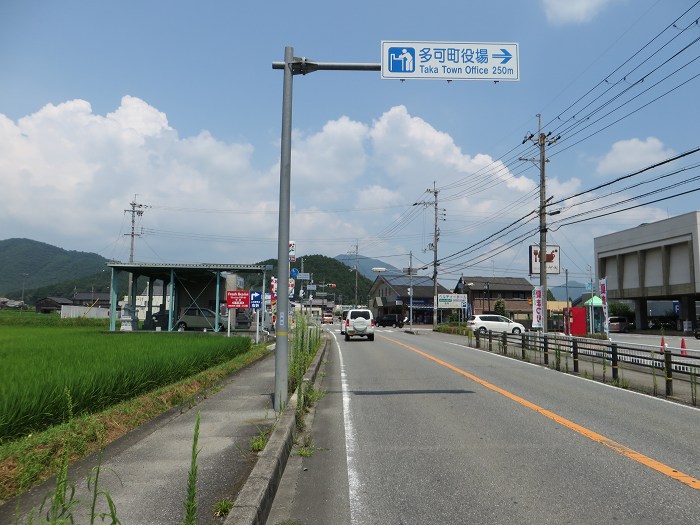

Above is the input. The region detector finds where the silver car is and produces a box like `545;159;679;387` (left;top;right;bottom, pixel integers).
467;314;525;334
176;307;227;331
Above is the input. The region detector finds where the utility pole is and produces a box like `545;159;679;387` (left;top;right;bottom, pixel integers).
354;241;359;306
124;196;148;263
124;196;149;301
20;273;28;314
409;251;414;332
414;183;444;329
565;268;570;335
522;115;559;333
432;183;439;328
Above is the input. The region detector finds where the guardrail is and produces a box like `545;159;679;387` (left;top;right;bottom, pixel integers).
473;330;699;404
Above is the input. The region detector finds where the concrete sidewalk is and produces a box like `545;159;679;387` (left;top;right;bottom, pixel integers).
2;350;279;525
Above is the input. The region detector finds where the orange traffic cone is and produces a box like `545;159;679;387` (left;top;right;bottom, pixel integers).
680;337;688;356
660;336;666;354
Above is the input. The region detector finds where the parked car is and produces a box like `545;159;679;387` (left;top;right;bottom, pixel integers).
467;314;525;334
340;309;350;335
608;316;632;333
322;313;334;324
176;307;227;331
344;308;375;341
377;313;404;328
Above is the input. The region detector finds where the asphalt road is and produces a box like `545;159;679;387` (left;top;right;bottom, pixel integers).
608;330;700;351
268;326;700;525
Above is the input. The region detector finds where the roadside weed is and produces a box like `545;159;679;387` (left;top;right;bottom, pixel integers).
250;425;272;453
213;498;233;517
181;412;200;525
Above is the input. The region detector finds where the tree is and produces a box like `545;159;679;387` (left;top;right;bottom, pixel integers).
609;302;634;319
494;298;506;316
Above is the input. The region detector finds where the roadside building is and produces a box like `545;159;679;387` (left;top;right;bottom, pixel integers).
72;291;111;308
454;276;533;317
369;274;451;324
594;211;700;332
35;297;73;314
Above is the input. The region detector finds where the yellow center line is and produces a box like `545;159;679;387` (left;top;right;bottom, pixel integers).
383;335;700;491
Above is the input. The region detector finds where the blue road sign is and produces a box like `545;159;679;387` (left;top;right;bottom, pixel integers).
250;290;262;309
381;41;519;81
290;268;299;279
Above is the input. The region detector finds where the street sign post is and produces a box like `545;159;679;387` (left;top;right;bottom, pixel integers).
437;293;469;309
250;290;262;310
382;41;519;81
226;290;250;309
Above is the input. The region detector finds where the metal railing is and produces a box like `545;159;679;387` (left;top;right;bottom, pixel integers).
473;330;699;403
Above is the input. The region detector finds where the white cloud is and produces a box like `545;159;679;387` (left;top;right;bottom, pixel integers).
369;106;534;193
596;137;675;175
542;0;617;25
0;97;275;262
290;116;369;203
0;97;589;270
107;95;171;137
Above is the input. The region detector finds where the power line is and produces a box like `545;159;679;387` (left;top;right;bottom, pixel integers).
551;185;700;230
551;146;700;206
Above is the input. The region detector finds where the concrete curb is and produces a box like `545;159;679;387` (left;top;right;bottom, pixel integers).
225;336;329;525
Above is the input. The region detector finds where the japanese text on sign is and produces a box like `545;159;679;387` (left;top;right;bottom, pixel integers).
600;278;609;333
532;286;543;329
382;41;519;81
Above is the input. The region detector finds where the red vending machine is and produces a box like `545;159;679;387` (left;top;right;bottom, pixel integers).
563;307;587;336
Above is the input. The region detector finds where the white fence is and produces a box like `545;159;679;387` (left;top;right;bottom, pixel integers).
60;305;110;319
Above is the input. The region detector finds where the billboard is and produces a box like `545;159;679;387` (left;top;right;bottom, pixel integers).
437;293;469;309
226;290;250;309
529;245;560;274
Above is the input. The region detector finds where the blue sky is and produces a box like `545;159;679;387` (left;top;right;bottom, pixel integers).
1;0;698;289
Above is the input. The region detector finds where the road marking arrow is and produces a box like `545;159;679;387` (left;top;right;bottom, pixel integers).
492;48;512;64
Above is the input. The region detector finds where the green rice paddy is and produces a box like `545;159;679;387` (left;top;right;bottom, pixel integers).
0;315;251;442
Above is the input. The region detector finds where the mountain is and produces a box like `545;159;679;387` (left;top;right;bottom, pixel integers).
549;280;588;302
334;253;399;280
295;254;374;305
242;254;375;307
0;239;393;308
0;238;113;300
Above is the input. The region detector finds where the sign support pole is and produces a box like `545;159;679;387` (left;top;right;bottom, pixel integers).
256;308;260;344
272;49;380;412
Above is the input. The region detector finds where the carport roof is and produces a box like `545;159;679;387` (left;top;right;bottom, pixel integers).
106;262;270;281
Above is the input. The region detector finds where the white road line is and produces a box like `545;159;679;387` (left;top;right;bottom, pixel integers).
334;334;363;524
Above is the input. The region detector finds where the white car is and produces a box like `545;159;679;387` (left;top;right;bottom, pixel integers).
344;308;375;341
339;310;350;335
467;314;525;334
